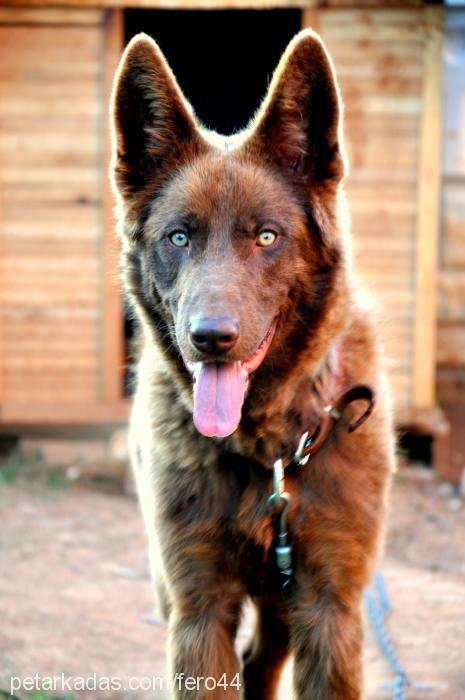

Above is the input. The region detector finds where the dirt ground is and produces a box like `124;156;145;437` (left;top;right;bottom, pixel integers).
0;465;464;700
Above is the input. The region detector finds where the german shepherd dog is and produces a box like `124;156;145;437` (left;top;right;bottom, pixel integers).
111;29;395;700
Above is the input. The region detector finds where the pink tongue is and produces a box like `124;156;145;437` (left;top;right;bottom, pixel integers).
193;362;248;438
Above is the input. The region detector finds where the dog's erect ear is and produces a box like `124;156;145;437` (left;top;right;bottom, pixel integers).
111;33;199;200
246;30;345;184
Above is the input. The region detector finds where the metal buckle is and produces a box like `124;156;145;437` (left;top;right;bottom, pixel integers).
324;404;342;420
293;430;310;466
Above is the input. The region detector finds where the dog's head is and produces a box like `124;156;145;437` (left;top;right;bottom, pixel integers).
111;30;349;439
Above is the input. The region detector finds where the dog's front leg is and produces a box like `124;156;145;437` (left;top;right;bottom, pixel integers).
290;594;363;700
242;597;290;700
166;588;244;700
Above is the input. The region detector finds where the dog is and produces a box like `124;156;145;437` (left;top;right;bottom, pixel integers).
111;29;395;700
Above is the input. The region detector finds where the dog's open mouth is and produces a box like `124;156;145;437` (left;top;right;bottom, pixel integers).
188;318;277;439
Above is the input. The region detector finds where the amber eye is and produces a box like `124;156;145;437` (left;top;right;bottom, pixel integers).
169;230;189;247
256;230;277;247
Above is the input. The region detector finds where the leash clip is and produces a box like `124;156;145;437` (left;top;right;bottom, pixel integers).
268;458;285;513
269;459;294;599
275;492;293;599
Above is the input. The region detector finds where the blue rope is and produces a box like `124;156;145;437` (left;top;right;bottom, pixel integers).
365;571;433;700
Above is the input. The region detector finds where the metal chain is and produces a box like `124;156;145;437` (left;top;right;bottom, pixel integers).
365;571;433;700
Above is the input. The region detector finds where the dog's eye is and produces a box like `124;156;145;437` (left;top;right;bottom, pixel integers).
169;231;189;248
256;231;277;247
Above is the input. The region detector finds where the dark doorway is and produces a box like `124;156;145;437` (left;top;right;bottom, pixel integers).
124;9;302;135
122;9;302;395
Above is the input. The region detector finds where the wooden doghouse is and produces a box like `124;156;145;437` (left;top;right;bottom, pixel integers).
0;1;445;457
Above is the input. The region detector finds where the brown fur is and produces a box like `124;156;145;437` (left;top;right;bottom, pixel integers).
111;29;395;700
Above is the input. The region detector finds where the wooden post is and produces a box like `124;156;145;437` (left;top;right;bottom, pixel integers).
301;5;319;33
412;6;443;409
101;8;124;405
0;118;4;417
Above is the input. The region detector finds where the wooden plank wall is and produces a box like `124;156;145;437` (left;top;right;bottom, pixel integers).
0;8;125;423
312;7;429;414
0;2;441;426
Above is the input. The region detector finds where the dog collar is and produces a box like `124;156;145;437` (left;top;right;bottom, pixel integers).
290;383;375;467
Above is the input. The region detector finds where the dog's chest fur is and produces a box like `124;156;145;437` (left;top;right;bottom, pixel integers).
130;339;368;597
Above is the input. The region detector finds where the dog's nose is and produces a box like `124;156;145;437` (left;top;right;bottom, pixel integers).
189;316;239;355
